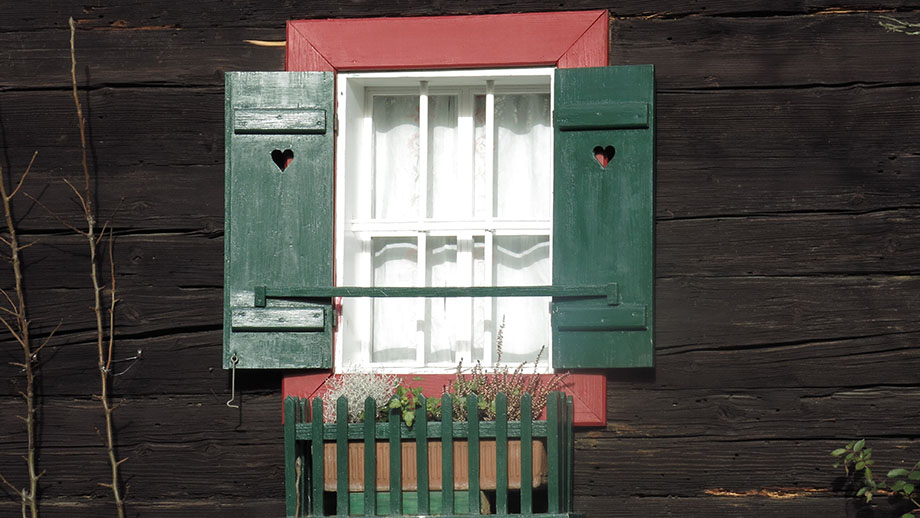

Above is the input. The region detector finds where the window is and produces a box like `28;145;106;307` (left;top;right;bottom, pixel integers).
336;69;554;371
224;10;653;426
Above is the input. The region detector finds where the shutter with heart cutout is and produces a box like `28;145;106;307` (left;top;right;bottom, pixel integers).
224;72;334;369
552;65;655;368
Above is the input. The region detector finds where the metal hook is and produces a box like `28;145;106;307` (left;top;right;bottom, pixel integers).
226;354;240;408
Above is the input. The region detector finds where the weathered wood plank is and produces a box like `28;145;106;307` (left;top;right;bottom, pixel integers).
655;276;920;350
612;14;920;89
575;495;903;518
0;498;284;518
657;210;920;276
573;437;920;498
4;1;920;32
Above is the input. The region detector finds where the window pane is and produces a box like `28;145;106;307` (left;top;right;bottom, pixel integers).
494;235;550;364
426;236;459;363
473;94;489;218
494;94;552;220
372;237;419;363
373;96;419;220
428;95;466;219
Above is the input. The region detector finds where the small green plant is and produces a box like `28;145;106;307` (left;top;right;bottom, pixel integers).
387;385;424;427
832;439;920;517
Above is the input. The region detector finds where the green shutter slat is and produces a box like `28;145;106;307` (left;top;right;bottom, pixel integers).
233;108;327;134
555;102;649;130
224;72;334;369
552;65;655;369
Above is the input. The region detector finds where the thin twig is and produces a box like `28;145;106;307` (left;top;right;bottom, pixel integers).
69;16;125;518
0;156;40;517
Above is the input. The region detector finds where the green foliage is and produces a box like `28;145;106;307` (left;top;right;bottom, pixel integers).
832;439;920;516
387;385;424;428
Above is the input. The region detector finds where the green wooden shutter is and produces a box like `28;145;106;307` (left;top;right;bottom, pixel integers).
552;65;655;368
224;72;334;369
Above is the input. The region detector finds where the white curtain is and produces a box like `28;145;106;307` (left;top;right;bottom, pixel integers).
351;92;551;368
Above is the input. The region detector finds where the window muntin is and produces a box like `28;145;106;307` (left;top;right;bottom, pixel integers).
335;68;554;372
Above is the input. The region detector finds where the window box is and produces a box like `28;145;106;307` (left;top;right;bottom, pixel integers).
284;392;577;517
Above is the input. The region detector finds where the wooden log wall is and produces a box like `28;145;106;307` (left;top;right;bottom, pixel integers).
1;1;918;516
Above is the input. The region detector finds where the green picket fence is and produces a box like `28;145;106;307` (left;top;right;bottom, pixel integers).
284;392;582;517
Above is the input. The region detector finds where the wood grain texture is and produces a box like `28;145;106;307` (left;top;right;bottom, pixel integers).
1;2;919;516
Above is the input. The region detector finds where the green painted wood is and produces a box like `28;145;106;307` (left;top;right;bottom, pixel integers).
229;307;324;331
347;491;471;516
224;71;334;370
284;397;297;517
336;397;349;516
416;395;430;515
312;399;324;517
495;393;509;515
232;108;327;134
554;304;647;331
294;419;549;440
263;284;611;300
364;398;376;516
521;395;533;515
546;393;560;513
441;395;454;516
467;395;480;515
389;404;402;514
300;399;311;516
552;65;655;369
565;396;575;513
555;102;649;130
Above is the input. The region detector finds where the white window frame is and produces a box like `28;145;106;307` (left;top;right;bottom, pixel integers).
334;67;556;373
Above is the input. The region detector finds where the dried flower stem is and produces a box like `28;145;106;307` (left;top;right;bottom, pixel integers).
69;17;125;518
0;153;44;518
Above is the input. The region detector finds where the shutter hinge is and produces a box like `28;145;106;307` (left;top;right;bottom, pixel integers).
333;114;338;134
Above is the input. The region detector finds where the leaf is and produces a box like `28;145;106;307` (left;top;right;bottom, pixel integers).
903;483;915;494
865;491;873;503
857;487;868;497
892;480;907;492
832;448;848;457
901;513;914;518
909;471;920;481
402;409;415;428
889;469;911;478
856;461;866;471
854;439;866;452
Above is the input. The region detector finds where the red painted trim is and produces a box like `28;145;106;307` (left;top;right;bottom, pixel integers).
283;372;605;426
283;10;611;427
287;10;608;72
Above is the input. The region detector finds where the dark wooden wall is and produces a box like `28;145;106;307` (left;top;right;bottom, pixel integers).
2;1;918;516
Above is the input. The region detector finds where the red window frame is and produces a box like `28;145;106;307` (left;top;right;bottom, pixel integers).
282;10;609;426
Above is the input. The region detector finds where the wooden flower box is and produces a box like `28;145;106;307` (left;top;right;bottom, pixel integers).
284;392;578;517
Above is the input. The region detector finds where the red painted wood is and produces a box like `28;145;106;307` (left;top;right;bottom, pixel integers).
557;11;609;69
287;10;607;71
283;372;605;426
283;10;611;426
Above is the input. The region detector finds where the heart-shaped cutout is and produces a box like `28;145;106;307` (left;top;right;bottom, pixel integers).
271;149;294;171
593;145;615;168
